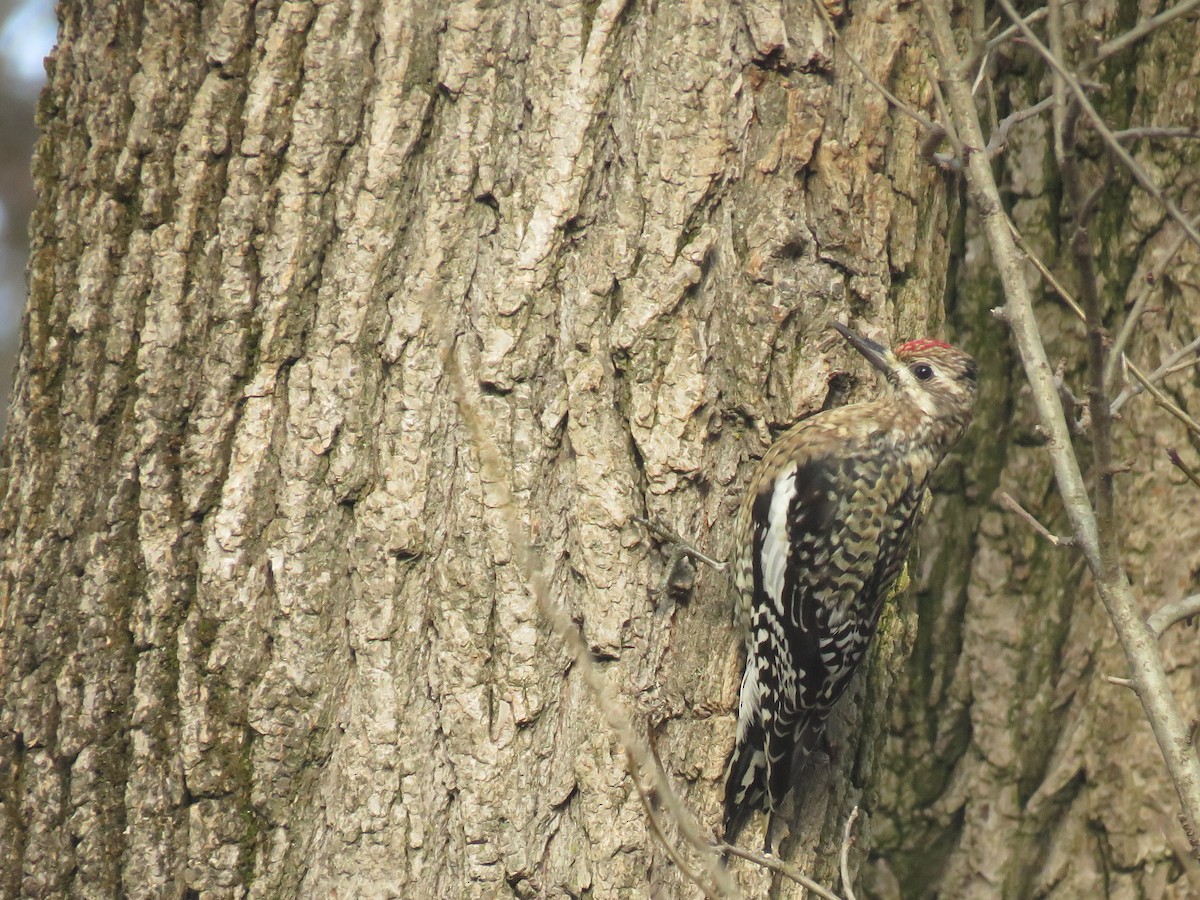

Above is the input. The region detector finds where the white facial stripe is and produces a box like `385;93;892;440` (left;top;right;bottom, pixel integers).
762;464;797;614
898;364;941;417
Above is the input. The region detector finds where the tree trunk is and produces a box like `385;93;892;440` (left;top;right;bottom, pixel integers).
3;0;1193;898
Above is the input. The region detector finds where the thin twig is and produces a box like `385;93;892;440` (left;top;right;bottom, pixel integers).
634;515;729;571
628;744;724;900
1006;217;1086;320
839;806;861;900
987;96;1054;157
642;727;742;897
1125;359;1200;436
811;0;950;144
1076;154;1114;226
1092;0;1200;67
1111;335;1200;414
995;0;1200;253
1105;675;1136;690
1148;594;1200;639
985;6;1049;51
850;59;940;134
1047;0;1068;168
998;492;1074;547
1161;358;1200;379
1052;13;1120;745
716;842;846;900
986;83;1001;140
924;59;966;160
1114;126;1200;142
1168;448;1200;491
1054;362;1090;435
1105;216;1200;392
971;48;990;97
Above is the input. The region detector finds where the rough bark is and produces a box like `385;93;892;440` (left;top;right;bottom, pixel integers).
0;1;952;896
9;0;1193;898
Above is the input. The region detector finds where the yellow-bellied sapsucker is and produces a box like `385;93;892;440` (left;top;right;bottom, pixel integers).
723;322;977;851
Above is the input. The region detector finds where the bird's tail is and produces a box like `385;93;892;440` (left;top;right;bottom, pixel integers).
723;661;769;845
722;722;766;846
723;704;828;849
764;712;825;824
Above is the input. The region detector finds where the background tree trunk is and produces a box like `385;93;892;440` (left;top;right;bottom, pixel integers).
0;0;1195;898
869;5;1200;899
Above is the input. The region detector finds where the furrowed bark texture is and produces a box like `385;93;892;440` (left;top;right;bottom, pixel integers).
868;4;1200;899
0;1;956;896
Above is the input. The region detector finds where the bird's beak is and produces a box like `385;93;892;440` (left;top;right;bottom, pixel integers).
830;322;891;374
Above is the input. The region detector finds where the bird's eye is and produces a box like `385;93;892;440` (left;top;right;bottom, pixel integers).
912;363;935;382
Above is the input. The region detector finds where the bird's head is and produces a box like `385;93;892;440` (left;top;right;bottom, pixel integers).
831;322;978;445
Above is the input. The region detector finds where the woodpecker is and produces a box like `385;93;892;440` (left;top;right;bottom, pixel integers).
723;322;977;851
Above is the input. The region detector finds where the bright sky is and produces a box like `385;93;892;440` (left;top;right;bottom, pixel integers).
0;0;54;344
0;0;55;92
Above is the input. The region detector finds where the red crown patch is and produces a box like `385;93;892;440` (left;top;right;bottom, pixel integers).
896;338;952;354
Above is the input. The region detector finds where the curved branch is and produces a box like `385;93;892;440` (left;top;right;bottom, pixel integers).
1148;595;1200;640
839;806;861;900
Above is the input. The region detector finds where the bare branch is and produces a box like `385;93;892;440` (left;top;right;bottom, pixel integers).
809;0;958;169
1105;675;1136;690
1105;217;1200;392
1093;0;1200;68
629;740;725;900
630;762;719;898
839;806;861;900
996;0;1200;253
1124;358;1200;437
1148;594;1200;640
634;515;729;572
1005;217;1086;320
1047;0;1068;168
1114;127;1200;143
1162;357;1200;379
1054;363;1090;436
988;96;1054;157
923;59;966;160
843;50;939;134
716;843;846;900
986;6;1049;52
1168;448;1200;492
998;491;1074;547
1111;335;1200;414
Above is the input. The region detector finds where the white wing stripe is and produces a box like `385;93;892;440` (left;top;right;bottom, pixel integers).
761;463;797;616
